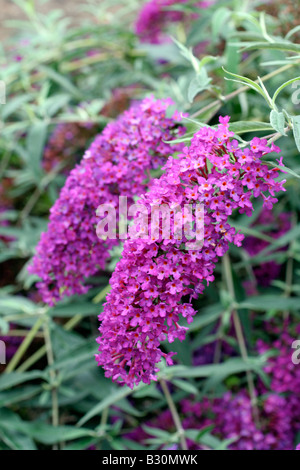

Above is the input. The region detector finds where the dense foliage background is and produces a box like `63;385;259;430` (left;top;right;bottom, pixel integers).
0;0;299;450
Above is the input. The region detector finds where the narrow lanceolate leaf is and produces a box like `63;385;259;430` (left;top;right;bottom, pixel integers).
0;371;46;392
212;7;231;42
229;121;273;134
0;419;94;445
26;122;48;182
78;383;146;426
267;161;300;180
188;70;211;103
223;68;267;100
241;41;300;54
292;116;300;152
272;77;300;105
160;357;264;380
38;65;83;99
238;296;300;312
270;110;286;135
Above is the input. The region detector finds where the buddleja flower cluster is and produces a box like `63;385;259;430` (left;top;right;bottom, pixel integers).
135;0;210;44
96;116;286;388
29;97;185;305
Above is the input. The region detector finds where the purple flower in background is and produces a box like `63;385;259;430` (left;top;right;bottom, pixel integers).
135;0;211;44
257;326;300;396
29;97;185;305
125;326;300;449
166;444;179;450
43;121;99;173
181;388;299;450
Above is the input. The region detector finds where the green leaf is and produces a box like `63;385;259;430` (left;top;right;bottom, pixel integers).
199;56;218;68
223;68;268;101
133;382;162;400
242;41;300;54
0;427;37;450
229;222;274;244
26;122;48;181
116;398;145;417
172;37;200;72
1;94;34;120
118;439;147;451
215;437;238;450
38;65;83;99
229;121;273;134
238;296;300;312
142;424;173;440
0;371;46;392
236;224;300;268
42;93;71;117
1;420;94;445
47;340;95;372
0;410;36;449
285;25;300;40
49;302;97;318
0;296;39;315
185;426;215;444
270;110;286;135
62;437;98;451
78;382;146;426
0;385;41;407
212;7;231;42
160;357;263;380
188;69;211;103
187;303;223;331
172;379;198;394
272;77;300;105
292;116;300;152
267;161;300;180
225;41;240;94
198;432;224;450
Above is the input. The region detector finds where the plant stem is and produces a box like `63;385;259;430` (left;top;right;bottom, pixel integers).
0;149;12;179
283;213;297;318
222;253;260;426
17;345;47;373
96;406;109;443
283;257;293;319
5;315;44;373
17;314;83;373
19;162;67;222
43;320;59;450
4;329;44;338
191;62;299;120
160;379;188;450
